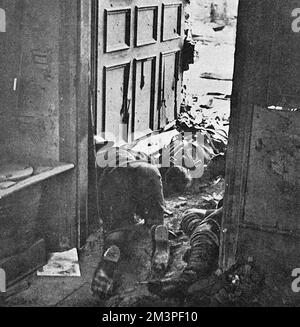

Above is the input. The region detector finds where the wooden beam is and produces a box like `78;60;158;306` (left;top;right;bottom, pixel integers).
76;0;92;247
57;0;91;248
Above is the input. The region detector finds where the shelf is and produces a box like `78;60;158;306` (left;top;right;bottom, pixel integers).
0;162;75;199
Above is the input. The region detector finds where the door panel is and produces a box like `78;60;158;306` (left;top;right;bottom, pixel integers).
135;5;158;47
104;8;131;53
96;0;183;140
159;50;179;127
132;56;156;134
103;62;130;141
161;3;182;41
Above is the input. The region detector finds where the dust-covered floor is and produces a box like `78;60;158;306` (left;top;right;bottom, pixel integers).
4;177;224;308
91;178;226;308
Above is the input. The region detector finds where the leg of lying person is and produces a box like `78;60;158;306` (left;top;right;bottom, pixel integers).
92;162;170;299
92;166;138;300
183;207;223;276
129;162;171;274
146;208;223;299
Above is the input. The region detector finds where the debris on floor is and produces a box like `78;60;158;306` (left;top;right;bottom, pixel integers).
186;259;265;307
37;248;81;277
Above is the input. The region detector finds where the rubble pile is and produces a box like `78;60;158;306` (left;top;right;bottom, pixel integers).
144;254;267;307
186;260;265;307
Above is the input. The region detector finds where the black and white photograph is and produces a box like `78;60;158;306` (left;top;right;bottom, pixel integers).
0;0;299;311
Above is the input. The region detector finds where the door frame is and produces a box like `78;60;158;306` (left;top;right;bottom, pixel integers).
75;0;92;247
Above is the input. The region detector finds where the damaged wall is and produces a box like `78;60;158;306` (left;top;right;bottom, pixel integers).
0;0;79;163
0;0;60;160
245;107;300;233
221;0;300;300
0;0;90;253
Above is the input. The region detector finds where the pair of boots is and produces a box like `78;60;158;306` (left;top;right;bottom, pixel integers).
146;208;222;299
91;225;170;300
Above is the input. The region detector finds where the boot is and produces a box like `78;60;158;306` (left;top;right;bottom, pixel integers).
91;245;120;300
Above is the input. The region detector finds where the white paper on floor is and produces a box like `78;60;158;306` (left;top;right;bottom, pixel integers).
37;248;81;277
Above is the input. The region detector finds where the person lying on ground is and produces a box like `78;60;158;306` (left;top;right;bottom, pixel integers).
91;153;170;300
